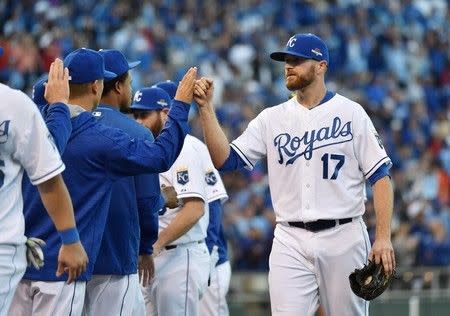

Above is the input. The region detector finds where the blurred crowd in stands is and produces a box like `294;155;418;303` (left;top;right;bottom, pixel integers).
1;0;450;271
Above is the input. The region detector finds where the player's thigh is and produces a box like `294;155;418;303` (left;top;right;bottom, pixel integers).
314;220;370;316
189;244;211;298
6;279;32;316
32;281;86;316
0;244;26;316
85;274;144;316
269;225;319;316
155;246;210;316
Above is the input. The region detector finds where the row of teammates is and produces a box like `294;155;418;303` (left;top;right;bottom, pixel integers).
5;47;231;316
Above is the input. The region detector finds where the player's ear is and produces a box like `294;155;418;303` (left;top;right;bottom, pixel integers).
92;79;103;96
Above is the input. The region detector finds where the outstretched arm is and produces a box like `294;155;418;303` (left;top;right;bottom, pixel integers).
194;78;230;168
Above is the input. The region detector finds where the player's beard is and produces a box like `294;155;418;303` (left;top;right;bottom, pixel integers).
285;65;315;91
155;112;165;136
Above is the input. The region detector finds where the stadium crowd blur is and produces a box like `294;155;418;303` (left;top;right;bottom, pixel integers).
1;0;450;271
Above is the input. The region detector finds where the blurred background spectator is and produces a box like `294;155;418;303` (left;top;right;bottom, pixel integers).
1;0;449;272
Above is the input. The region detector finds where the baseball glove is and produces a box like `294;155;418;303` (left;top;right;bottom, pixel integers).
349;260;393;300
25;237;46;270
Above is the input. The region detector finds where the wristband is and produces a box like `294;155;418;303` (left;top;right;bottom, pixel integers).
58;227;80;245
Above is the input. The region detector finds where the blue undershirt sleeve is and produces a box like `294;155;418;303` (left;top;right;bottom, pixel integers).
219;147;248;171
368;163;391;186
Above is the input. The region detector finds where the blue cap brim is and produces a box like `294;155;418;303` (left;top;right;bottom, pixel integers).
270;51;314;62
103;70;117;80
128;60;141;69
130;104;159;111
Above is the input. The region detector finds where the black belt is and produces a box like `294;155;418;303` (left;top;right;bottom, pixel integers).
288;218;353;232
165;240;204;250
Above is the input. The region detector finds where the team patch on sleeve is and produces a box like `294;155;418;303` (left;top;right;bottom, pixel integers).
0;120;10;143
205;170;217;186
176;168;189;185
374;133;384;149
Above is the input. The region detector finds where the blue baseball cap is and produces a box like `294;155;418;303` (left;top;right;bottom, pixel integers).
130;87;171;111
153;80;178;100
0;47;3;56
63;48;116;84
270;33;329;63
98;49;141;81
32;74;49;106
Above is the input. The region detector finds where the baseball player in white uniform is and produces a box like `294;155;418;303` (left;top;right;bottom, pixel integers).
193;33;395;316
0;58;87;316
131;87;211;316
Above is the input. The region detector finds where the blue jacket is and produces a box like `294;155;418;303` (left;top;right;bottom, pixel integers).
206;200;229;266
23;100;189;281
91;104;162;275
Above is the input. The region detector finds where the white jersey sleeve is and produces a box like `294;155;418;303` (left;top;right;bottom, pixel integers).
230;111;267;170
0;84;65;244
191;137;229;203
353;106;391;178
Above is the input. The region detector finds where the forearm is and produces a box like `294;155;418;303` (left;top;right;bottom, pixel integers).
372;176;394;240
154;200;204;248
198;104;230;168
37;174;77;231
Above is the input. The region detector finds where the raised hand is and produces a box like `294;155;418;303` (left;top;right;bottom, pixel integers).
194;77;214;107
45;58;70;104
174;67;197;104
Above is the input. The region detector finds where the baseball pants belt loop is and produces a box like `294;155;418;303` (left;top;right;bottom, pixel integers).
287;217;353;232
164;239;204;250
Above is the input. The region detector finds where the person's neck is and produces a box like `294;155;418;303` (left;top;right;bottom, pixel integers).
100;95;120;109
68;97;96;112
295;81;327;110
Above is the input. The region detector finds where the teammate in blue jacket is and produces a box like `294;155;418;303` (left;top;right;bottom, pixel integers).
9;49;197;316
83;49;162;316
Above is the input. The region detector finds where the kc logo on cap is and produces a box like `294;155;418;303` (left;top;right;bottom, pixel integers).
130;87;172;111
270;33;329;64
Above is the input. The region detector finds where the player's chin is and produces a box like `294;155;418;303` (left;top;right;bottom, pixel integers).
285;79;300;91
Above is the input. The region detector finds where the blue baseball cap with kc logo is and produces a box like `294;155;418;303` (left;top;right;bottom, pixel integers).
270;33;329;63
64;48;116;84
130;87;171;111
98;49;141;81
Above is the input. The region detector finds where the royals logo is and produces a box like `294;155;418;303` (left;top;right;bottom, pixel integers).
177;168;189;185
274;117;353;165
205;170;217;186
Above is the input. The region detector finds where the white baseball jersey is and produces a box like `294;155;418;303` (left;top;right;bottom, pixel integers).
231;93;391;222
158;135;209;244
0;84;64;245
193;139;228;204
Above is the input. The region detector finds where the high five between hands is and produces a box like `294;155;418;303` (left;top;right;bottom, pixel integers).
172;66;214;108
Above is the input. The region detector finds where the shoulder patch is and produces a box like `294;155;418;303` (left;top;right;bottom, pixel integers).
177;168;189;185
375;133;384;149
205;170;217;186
